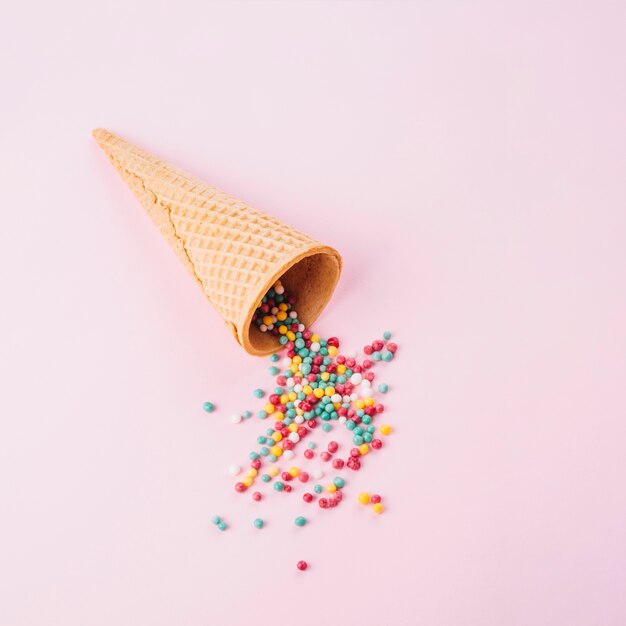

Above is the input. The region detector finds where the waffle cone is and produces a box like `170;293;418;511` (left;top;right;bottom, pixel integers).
92;129;342;355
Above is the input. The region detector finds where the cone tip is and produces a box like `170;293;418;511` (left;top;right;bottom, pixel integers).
92;127;113;146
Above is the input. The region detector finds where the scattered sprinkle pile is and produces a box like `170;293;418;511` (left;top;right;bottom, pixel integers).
209;280;398;570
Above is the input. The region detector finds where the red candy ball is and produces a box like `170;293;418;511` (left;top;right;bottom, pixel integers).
307;420;317;429
350;448;360;458
372;340;384;351
370;494;381;504
387;342;398;353
303;493;313;503
304;449;314;459
251;459;261;469
297;560;308;571
283;484;292;492
282;472;292;481
318;498;329;508
327;337;339;348
252;491;262;501
320;451;332;462
332;458;345;469
235;482;246;492
299;471;309;482
327;441;338;453
364;344;373;355
371;438;383;449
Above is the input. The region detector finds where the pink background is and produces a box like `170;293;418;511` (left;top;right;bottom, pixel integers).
2;2;626;625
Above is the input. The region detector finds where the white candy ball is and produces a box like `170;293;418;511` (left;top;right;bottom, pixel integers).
350;393;358;401
361;379;371;388
228;464;241;476
294;415;304;424
294;384;303;393
310;342;321;352
289;432;300;443
260;324;267;332
230;413;242;424
350;373;363;385
287;378;295;388
283;450;295;460
338;416;347;424
343;395;351;403
362;387;373;398
331;394;342;403
312;469;324;480
289;311;298;319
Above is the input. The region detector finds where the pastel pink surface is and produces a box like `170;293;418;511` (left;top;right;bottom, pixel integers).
2;2;626;625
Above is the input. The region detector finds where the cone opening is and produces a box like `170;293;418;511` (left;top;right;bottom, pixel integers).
245;250;342;355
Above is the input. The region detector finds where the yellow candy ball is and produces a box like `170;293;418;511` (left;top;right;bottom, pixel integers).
246;468;258;478
242;476;253;487
263;315;274;326
358;444;369;455
379;424;392;436
320;372;330;382
265;403;275;414
337;364;347;374
358;492;370;505
302;385;312;395
287;331;296;341
277;311;287;322
268;465;279;477
293;356;302;364
279;325;288;335
328;346;338;357
311;334;320;343
355;399;365;410
313;388;325;399
270;445;282;457
373;503;384;514
325;386;335;397
288;423;298;432
365;398;375;407
288;391;297;402
289;467;299;477
327;483;337;493
272;431;283;442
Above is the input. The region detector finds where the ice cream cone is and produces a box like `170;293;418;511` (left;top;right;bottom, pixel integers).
92;128;342;356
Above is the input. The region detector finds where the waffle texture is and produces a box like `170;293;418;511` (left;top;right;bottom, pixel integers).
92;129;342;355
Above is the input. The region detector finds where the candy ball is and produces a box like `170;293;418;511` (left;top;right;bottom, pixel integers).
370;494;382;504
230;413;242;424
295;516;307;527
297;560;308;571
228;465;241;476
211;515;221;524
203;402;215;413
372;503;384;514
379;424;392;436
358;492;370;505
254;518;264;529
217;521;227;531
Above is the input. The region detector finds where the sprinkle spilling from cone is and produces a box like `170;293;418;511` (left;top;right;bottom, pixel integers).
211;280;397;553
